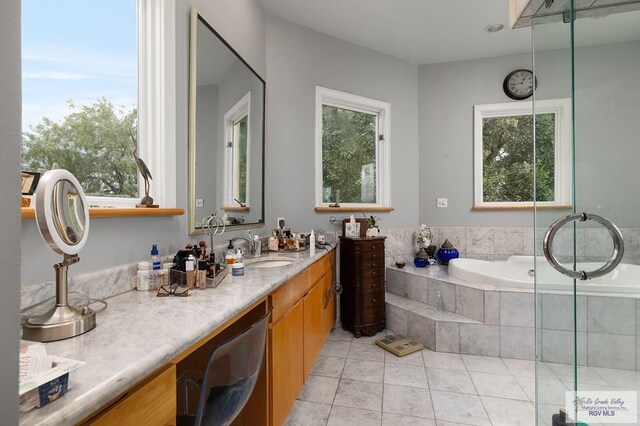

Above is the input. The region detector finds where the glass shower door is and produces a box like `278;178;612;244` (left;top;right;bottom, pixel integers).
533;2;640;424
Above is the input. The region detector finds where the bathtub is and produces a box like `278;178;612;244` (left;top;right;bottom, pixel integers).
448;256;640;294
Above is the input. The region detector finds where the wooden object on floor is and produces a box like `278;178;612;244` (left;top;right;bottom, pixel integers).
339;236;386;337
376;334;424;357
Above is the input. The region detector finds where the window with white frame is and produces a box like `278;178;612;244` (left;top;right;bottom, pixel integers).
315;86;390;207
473;99;572;208
224;92;251;207
21;0;175;207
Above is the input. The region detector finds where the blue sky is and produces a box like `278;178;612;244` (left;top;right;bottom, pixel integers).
22;0;137;130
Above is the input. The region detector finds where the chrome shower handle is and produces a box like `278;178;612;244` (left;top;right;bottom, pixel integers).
543;212;624;280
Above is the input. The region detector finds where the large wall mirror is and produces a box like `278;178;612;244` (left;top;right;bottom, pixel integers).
188;8;265;234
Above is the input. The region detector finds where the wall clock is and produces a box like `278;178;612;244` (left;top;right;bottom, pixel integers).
503;69;535;100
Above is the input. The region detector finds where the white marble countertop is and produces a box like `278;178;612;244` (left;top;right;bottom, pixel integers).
20;247;334;426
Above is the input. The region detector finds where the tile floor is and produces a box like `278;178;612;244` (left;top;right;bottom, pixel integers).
285;327;640;426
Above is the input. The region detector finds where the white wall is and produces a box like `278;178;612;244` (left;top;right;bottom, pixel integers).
265;15;420;233
0;0;21;421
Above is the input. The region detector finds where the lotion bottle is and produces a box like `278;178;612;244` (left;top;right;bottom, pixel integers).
310;230;316;256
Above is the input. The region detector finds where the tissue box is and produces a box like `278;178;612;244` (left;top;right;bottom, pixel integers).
19;373;69;413
342;218;368;238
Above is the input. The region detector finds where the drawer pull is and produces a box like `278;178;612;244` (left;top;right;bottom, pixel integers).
371;245;377;250
372;270;378;276
372;298;377;303
372;253;378;259
371;262;378;268
372;282;376;287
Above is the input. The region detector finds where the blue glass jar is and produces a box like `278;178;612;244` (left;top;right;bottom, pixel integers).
436;239;459;265
413;247;429;268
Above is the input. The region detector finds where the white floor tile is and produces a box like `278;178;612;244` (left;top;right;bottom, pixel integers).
502;358;535;377
426;367;476;394
348;341;386;362
328;327;355;342
342;358;384;383
333;379;383;411
545;362;611;386
312;355;346;378
480;396;535;426
327;405;382;426
285;400;332;426
461;354;510;375
385;349;425;366
430;390;491;426
297;375;339;404
469;371;529;400
382;412;436;426
383;384;435;419
384;363;429;389
422;350;467;371
515;375;536;401
321;340;352;358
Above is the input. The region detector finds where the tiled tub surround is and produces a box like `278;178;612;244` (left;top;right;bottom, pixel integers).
380;226;640;267
386;265;640;370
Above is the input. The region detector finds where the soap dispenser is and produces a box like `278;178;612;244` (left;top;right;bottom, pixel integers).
225;240;236;265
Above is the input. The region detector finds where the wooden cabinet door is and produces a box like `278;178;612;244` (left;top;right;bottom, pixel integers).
303;279;325;378
320;272;336;337
269;300;304;426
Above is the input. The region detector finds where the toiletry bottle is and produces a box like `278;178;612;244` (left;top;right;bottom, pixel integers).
278;237;285;251
236;249;243;263
268;231;279;252
225;240;236;265
198;260;208;289
185;255;196;288
151;244;161;272
310;230;316;256
254;235;262;256
137;262;152;291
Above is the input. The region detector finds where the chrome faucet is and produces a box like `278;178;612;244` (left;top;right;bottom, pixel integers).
230;237;254;255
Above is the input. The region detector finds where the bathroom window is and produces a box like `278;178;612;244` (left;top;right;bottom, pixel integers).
224;92;251;207
315;86;391;208
473;99;572;208
21;0;176;207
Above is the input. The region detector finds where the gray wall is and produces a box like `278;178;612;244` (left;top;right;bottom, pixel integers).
418;52;534;228
0;0;21;421
265;15;420;233
418;40;640;228
195;84;219;222
22;0;267;286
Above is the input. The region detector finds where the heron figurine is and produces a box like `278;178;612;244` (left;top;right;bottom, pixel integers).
130;129;158;207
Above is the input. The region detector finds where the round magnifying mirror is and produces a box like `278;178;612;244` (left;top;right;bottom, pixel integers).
35;169;89;255
23;169;95;342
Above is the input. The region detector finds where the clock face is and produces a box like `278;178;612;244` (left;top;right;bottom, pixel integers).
503;69;535;100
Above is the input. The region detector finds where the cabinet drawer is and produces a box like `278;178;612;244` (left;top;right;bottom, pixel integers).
360;268;384;280
361;305;385;324
86;365;176;425
357;241;385;253
270;270;309;323
360;251;384;262
361;290;384;309
361;277;384;292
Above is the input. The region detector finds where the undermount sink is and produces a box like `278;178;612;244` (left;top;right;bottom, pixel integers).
245;257;296;268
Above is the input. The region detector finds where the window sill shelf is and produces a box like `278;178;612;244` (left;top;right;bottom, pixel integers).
22;207;184;220
221;206;250;212
314;206;394;213
472;205;572;211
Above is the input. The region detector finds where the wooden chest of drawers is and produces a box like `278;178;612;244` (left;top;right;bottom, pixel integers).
339;236;386;337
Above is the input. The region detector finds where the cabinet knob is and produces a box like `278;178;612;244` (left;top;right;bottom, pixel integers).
372;270;378;276
372;245;377;250
372;298;377;303
371;263;378;268
372;282;377;287
372;253;378;259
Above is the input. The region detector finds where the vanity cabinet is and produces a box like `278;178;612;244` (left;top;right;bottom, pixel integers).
268;251;335;426
339;237;386;337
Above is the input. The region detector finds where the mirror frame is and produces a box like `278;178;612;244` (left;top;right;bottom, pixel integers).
188;7;266;235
